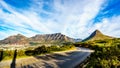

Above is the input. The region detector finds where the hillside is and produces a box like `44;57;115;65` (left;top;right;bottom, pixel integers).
0;34;29;45
83;30;113;41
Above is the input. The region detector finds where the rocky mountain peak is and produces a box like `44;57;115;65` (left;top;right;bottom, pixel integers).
93;29;103;35
83;29;113;41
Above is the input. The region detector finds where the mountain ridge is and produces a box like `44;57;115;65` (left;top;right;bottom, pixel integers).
29;33;74;43
0;30;116;45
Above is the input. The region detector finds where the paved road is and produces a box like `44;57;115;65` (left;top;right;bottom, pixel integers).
0;47;94;68
58;47;94;68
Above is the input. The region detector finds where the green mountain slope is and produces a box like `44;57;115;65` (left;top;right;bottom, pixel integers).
83;30;114;41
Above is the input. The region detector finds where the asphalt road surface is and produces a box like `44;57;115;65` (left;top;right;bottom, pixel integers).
0;47;94;68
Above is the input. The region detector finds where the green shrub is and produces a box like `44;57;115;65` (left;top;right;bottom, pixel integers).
85;41;120;68
17;50;25;56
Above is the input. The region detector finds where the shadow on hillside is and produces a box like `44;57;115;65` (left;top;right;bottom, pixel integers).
10;49;17;68
0;50;3;62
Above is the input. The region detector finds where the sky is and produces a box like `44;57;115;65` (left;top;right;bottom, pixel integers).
0;0;120;40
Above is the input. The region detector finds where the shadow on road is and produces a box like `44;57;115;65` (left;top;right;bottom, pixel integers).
10;49;17;68
34;53;69;61
32;51;83;68
21;61;55;68
23;47;92;68
0;50;3;62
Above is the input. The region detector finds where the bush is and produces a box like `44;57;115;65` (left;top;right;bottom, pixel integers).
17;50;25;56
86;42;120;68
25;45;75;56
34;45;51;54
25;50;35;56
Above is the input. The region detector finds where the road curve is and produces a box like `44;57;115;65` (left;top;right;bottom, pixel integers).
0;47;94;68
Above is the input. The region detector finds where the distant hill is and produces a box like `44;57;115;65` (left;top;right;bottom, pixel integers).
83;30;114;41
0;33;75;45
0;34;29;45
30;33;74;43
74;38;82;42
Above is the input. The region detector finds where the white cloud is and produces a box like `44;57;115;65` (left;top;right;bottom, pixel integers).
92;16;120;38
2;0;117;40
54;0;105;38
0;1;52;33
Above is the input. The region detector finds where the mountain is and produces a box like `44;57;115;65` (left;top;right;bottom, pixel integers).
0;34;29;45
30;33;74;43
83;30;113;41
74;38;82;42
0;33;75;45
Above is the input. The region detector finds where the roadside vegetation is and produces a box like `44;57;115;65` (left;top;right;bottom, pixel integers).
75;38;120;68
25;44;75;56
0;44;75;61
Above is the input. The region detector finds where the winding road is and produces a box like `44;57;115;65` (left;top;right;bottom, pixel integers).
0;47;94;68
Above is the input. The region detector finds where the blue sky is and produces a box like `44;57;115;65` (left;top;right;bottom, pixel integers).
0;0;120;40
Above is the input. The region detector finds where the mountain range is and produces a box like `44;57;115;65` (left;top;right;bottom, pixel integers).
0;30;115;45
29;33;74;43
0;33;75;45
